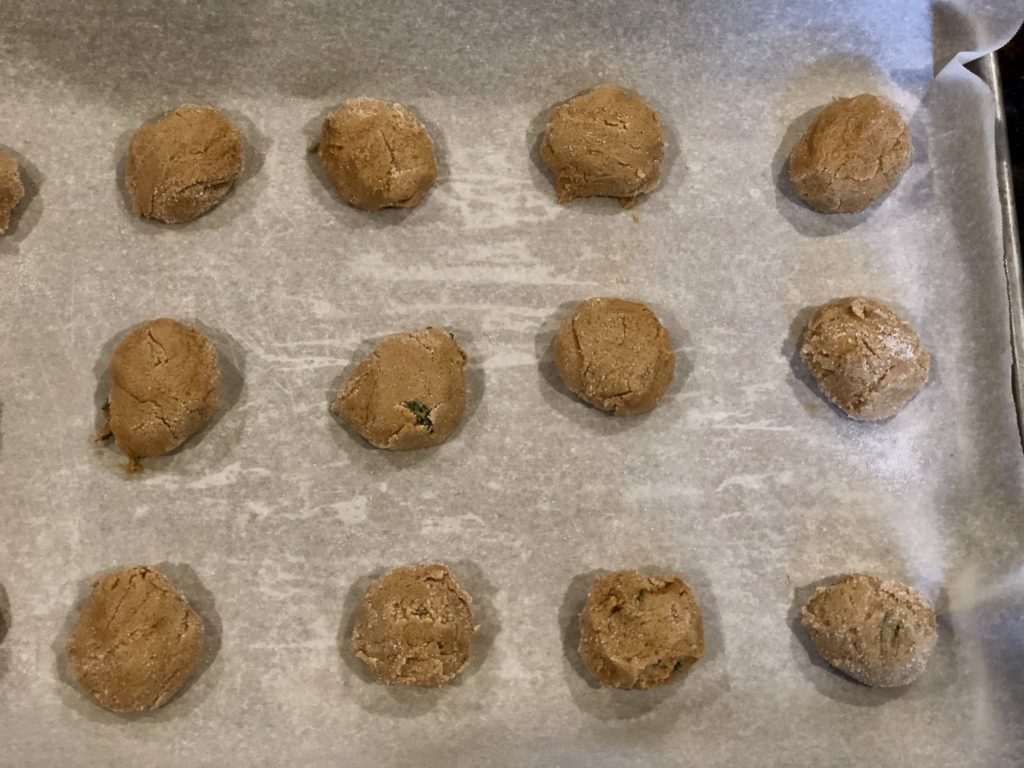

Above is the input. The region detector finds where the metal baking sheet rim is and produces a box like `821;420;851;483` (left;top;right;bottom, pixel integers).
980;51;1024;448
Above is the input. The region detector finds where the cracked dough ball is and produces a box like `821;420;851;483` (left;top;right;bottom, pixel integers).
127;105;244;223
101;318;220;470
580;570;704;689
66;565;204;712
332;327;467;450
317;98;437;211
352;563;478;687
788;93;910;214
0;151;25;234
553;297;675;415
541;84;665;206
802;574;938;687
800;297;929;421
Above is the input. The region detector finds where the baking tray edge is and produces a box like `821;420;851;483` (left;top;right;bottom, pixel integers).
975;52;1024;450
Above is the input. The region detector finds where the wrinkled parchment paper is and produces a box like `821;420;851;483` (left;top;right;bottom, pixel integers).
1;2;1023;766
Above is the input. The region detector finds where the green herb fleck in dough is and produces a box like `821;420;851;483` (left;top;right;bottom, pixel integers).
672;659;684;672
637;589;646;601
403;400;434;432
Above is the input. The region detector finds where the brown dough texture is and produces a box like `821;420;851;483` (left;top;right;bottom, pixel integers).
332;327;467;450
352;563;478;687
318;98;437;211
100;318;220;469
0;151;25;234
800;297;929;421
553;297;675;415
66;566;204;712
801;574;938;687
788;93;911;214
127;105;244;223
541;84;665;206
580;570;704;689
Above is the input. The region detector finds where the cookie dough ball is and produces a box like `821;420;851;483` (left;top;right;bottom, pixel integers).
127;105;244;223
788;94;911;214
801;574;938;687
352;563;478;687
317;98;437;211
99;318;220;470
553;297;675;415
541;84;665;206
580;570;704;689
800;297;929;421
66;566;204;712
0;151;25;234
332;327;467;450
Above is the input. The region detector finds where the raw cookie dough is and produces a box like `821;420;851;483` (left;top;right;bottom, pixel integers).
579;570;704;689
553;297;675;415
97;318;220;470
332;327;467;450
541;84;665;206
788;93;911;214
0;151;25;234
800;297;929;421
66;565;204;712
317;98;438;211
351;563;478;687
127;105;244;223
801;574;938;687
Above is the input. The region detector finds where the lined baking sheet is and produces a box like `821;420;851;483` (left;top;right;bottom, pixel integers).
1;1;1023;766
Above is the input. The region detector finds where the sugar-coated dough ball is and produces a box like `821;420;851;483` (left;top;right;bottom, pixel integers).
788;93;910;214
332;327;467;450
352;563;478;687
101;318;220;469
0;151;25;234
800;297;929;421
127;105;244;223
802;574;938;687
318;98;438;211
541;84;665;206
66;566;204;711
553;297;675;415
579;570;704;689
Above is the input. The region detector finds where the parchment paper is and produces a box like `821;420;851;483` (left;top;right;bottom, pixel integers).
1;2;1023;766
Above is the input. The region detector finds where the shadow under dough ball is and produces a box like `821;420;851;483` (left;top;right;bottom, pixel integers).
541;84;665;206
351;563;478;687
554;297;675;415
0;151;25;234
801;574;938;687
127;105;244;223
332;327;467;450
66;566;204;712
800;297;929;421
580;570;704;689
317;97;438;211
97;318;220;471
788;93;910;214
